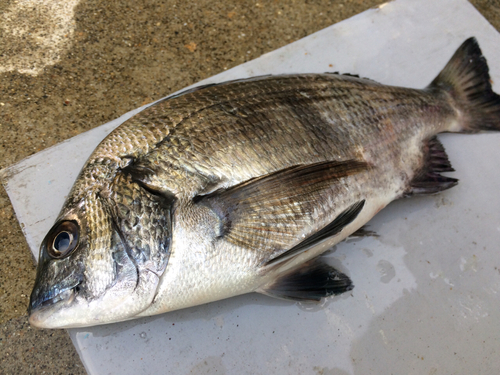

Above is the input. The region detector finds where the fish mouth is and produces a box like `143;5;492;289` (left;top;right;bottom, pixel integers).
28;281;80;318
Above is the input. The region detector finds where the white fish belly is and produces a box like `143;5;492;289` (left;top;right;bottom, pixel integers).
138;179;400;317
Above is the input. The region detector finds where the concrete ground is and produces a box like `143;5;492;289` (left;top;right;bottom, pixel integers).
0;0;499;374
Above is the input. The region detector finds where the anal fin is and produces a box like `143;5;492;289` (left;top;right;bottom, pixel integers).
405;136;458;196
259;259;353;302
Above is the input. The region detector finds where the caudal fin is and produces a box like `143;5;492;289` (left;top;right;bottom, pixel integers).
428;37;500;132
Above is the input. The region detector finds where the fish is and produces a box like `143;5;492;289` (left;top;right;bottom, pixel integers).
28;37;500;328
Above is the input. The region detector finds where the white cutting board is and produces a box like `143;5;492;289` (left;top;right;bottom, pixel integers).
2;0;500;373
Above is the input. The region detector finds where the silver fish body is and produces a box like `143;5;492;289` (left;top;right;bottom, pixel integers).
29;38;500;328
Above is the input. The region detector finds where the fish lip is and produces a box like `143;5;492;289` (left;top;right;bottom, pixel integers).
28;282;80;316
28;286;79;329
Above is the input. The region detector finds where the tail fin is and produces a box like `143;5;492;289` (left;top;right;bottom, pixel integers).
428;37;500;132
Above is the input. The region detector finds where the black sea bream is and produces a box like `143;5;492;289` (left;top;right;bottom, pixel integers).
29;38;500;328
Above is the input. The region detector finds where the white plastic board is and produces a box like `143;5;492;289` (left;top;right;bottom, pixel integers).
2;0;500;373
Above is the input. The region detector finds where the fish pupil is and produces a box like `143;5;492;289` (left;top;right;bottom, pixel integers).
54;231;72;253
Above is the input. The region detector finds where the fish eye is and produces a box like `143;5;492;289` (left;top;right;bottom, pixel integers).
47;221;79;259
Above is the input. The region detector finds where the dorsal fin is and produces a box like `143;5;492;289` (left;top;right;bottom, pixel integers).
324;71;382;84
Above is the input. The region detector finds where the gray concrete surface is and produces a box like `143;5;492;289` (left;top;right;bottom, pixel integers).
0;0;499;374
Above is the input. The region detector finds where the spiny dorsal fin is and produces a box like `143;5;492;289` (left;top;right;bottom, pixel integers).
405;136;458;196
258;259;353;302
197;160;369;258
324;71;382;85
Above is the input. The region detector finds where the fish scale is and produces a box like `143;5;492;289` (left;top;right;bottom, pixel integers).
28;38;500;328
125;79;416;197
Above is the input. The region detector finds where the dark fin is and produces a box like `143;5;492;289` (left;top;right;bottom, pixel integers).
265;200;365;266
342;73;360;78
197;160;368;257
324;71;381;84
405;136;458;196
259;259;353;302
349;225;378;238
428;37;500;132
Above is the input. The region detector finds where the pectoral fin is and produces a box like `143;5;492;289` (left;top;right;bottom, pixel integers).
264;200;365;266
197;160;368;261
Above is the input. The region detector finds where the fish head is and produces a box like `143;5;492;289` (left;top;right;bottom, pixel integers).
29;179;172;328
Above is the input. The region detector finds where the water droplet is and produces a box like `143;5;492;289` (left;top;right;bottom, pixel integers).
140;332;147;339
362;248;373;257
377;260;395;283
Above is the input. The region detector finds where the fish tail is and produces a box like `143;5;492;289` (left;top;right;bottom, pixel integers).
428;37;500;132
